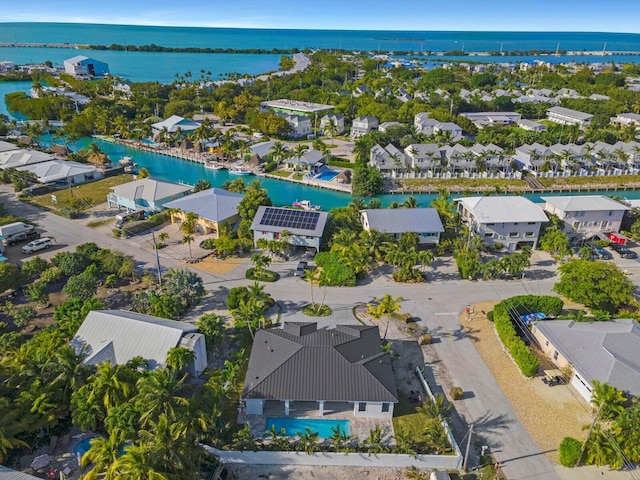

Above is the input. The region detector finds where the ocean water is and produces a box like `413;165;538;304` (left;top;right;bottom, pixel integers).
0;81;31;120
3;23;640;53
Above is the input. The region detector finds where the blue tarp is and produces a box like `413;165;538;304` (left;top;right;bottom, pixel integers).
520;312;546;325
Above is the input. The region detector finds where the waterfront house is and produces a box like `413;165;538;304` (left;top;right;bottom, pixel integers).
279;113;312;139
442;144;473;173
546;106;593;129
459;112;522;129
17;160;102;186
456;196;548;251
541;195;629;239
531;319;640;402
260;99;334;118
350;116;379;138
360;208;444;245
370;144;409;177
241;322;398;418
164;187;243;238
248;140;276;161
319;113;345;135
63;55;109;78
251;206;329;253
72;310;207;377
107;178;193;213
404;144;443;173
513;143;553;172
468;143;507;172
283;149;326;174
151;115;200;139
0;148;53;170
0;61;15;73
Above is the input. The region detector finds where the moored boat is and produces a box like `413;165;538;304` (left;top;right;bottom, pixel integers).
292;200;321;211
228;168;252;176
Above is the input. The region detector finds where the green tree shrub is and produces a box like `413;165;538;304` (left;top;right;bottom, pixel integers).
450;387;464;400
559;437;582;467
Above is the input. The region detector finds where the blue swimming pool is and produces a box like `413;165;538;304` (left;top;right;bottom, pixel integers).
315;169;340;181
73;438;96;464
265;418;350;438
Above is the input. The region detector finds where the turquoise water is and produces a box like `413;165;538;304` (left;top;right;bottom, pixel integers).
316;169;340;181
73;437;96;460
0;81;31;120
266;417;350;438
3;23;640;53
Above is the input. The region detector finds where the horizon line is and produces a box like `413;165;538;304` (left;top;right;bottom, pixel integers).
0;21;639;36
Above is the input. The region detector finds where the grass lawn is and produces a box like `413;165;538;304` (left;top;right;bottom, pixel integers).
26;174;133;212
401;177;528;191
292;173;304;180
270;170;293;178
537;173;640;187
392;392;426;442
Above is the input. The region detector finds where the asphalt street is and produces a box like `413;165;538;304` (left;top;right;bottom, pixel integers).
0;184;566;479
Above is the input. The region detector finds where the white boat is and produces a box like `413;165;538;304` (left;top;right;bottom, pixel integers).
118;156;133;166
205;162;223;170
292;200;321;211
228;168;252;176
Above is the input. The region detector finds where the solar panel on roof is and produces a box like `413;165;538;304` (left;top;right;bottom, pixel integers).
259;207;320;231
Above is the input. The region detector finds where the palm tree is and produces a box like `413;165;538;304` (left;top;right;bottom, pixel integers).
88;363;134;412
367;198;382;209
0;398;28;463
180;211;198;258
165;347;196;372
417;393;451;419
403;196;419;208
296;427;320;454
591;380;627;420
269;141;289;166
158;232;169;246
324;117;338;145
292;144;309;172
250;253;271;279
86;142;110;166
81;433;124;480
136;368;189;426
368;293;402;340
193;179;211;192
114;444;168;480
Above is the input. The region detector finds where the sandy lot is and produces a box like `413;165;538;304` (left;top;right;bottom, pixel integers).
464;301;593;464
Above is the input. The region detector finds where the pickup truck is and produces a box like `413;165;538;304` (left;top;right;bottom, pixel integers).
3;230;40;246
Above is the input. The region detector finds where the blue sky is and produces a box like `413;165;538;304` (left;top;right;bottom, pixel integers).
2;0;639;33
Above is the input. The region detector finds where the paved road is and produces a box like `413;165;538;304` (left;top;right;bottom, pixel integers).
0;185;560;479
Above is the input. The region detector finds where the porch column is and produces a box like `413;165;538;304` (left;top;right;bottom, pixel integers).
284;400;290;416
318;400;325;417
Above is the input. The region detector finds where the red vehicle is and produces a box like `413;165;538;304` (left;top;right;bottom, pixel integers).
608;232;628;245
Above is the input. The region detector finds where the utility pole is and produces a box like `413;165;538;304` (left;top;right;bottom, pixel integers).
151;230;162;286
463;422;474;472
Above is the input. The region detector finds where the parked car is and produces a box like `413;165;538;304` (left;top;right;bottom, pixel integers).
22;237;54;254
4;230;40;246
294;261;308;276
588;243;612;260
609;242;638;259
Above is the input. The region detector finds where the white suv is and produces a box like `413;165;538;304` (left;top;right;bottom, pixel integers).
22;237;54;254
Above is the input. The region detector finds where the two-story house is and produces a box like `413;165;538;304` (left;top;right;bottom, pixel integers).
404;144;444;173
541;195;630;239
279;113;312;138
546;106;593;129
456;196;548;251
350;116;379;138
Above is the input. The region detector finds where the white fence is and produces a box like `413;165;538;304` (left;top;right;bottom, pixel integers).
202;445;463;470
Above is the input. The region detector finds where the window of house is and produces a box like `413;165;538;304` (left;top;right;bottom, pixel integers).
525;232;535;237
608;211;613;216
575;211;585;217
382;403;390;413
513;222;519;226
527;222;536;225
508;232;518;237
486;223;495;226
545;340;549;347
485;233;494;238
553;350;559;361
358;402;366;412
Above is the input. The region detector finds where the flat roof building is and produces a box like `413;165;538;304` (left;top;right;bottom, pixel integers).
260;99;334;117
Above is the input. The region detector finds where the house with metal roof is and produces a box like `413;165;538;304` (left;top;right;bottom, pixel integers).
370;143;409;177
456;196;548;251
0;140;18;154
251;206;329;252
546;106;593;129
404;144;444;173
360;208;444;245
71;310;207;376
151;115;200;138
260;99;334;117
107;178;193;213
17;160;102;185
541;195;629;238
283;149;326;174
350;116;379;138
531;319;640;402
0;148;53;170
459;112;522;128
611;112;640;129
241;322;398;418
319;113;345;135
63;55;109;78
164;187;243;237
517;119;547;132
278;113;312;139
0;465;42;480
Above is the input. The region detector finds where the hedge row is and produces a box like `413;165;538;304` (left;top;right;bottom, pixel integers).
491;295;564;377
327;158;354;169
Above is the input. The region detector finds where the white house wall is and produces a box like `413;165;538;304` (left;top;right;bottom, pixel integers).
352;401;394;419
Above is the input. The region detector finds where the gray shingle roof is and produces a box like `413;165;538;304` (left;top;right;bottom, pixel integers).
0;466;41;480
361;208;444;235
457;196;549;223
547;106;594;121
72;310;198;370
534;319;640;397
164;187;243;222
110;178;193;203
251;206;329;238
541;195;629;213
242;323;398;403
